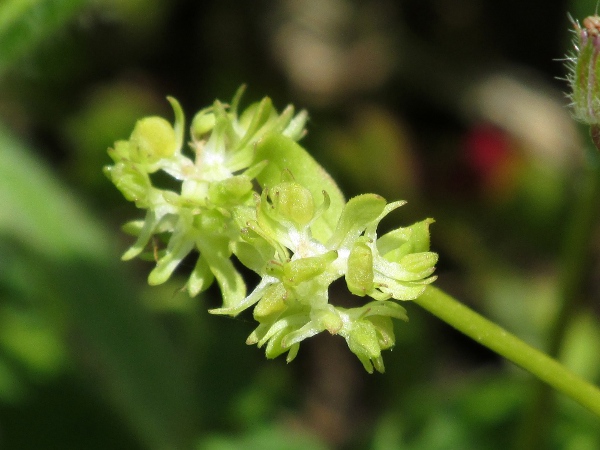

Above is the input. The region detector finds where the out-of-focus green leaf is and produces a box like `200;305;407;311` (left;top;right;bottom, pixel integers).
197;425;328;450
63;82;163;191
0;0;88;77
0;124;108;260
559;312;600;382
0;123;199;449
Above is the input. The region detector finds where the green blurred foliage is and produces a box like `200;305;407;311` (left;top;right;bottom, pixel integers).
0;0;599;449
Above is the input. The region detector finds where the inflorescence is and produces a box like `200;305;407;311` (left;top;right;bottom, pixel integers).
105;87;437;373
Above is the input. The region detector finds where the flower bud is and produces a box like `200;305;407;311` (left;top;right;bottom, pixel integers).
270;181;315;226
129;116;177;164
346;241;374;296
191;110;215;139
569;15;600;147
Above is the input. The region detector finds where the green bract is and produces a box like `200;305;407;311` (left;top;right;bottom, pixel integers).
105;87;437;373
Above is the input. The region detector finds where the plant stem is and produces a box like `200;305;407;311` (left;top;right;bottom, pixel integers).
413;285;600;417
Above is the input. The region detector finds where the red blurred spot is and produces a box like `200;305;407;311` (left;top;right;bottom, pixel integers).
464;124;511;179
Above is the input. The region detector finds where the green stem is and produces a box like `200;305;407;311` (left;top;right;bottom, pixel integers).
414;285;600;417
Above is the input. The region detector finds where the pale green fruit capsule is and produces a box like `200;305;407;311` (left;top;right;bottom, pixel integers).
191;110;216;139
129;116;177;164
345;320;382;372
271;182;315;226
346;242;374;296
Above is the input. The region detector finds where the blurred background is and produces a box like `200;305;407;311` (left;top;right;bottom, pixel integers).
1;0;600;448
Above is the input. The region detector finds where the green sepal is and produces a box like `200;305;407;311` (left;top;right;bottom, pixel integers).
231;240;275;275
375;252;437;282
373;277;435;301
197;238;246;310
148;238;195;285
281;251;337;286
121;210;163;261
254;313;309;358
253;283;288;321
121;219;144;236
187;255;215;297
359;300;408;321
399;252;439;275
327;194;388;249
377;218;434;259
281;305;343;349
282;109;308;141
103;162;150;205
166;96;185;153
368;315;396;350
210;277;272;316
107;139;133;162
254;189;296;256
237;97;275;149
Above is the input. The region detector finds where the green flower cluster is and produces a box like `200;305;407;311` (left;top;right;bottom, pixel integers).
105;87;437;373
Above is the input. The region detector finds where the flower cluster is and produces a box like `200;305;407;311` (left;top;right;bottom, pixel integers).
105;87;437;373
